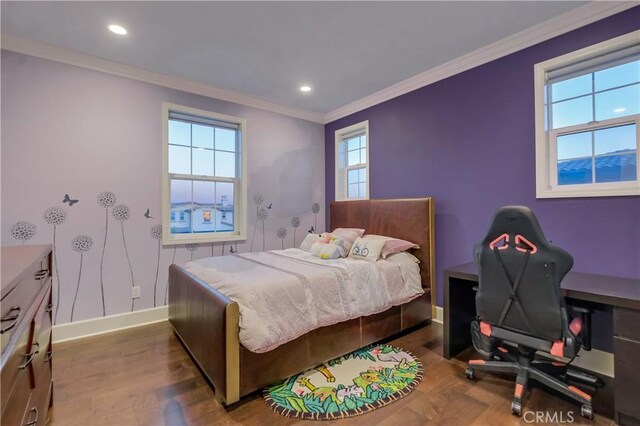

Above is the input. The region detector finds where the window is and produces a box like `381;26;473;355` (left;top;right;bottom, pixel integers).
535;31;640;198
162;103;247;245
335;120;369;200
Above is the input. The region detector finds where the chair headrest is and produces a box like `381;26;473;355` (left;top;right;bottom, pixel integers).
477;206;573;273
480;206;549;251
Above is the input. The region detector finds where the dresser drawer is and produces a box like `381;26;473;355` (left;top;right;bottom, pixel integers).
31;283;52;391
615;336;640;421
1;256;49;353
33;358;52;426
0;367;32;425
615;307;640;342
0;312;33;411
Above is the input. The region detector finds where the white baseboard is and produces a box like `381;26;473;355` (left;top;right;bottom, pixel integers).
52;306;169;344
432;306;443;324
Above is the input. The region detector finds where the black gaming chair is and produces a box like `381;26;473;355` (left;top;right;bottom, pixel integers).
466;206;597;419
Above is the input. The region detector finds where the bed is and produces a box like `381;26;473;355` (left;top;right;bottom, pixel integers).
168;197;436;405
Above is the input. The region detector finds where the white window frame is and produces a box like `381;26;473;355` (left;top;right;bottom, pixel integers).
335;120;370;201
534;30;640;199
161;102;247;245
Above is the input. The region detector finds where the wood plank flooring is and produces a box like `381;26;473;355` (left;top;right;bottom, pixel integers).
49;321;614;425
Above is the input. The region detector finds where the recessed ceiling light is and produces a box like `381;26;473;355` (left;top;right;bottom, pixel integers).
108;24;127;35
300;85;312;93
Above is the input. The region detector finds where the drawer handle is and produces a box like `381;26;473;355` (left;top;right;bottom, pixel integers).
23;407;38;426
0;306;21;334
35;269;49;280
19;343;39;369
45;350;53;363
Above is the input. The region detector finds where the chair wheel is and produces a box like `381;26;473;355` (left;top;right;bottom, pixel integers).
465;367;475;380
511;400;522;417
581;404;594;420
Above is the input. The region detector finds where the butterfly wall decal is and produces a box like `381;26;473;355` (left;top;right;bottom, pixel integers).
308;226;315;234
267;203;273;209
230;246;236;254
62;194;79;206
144;209;152;219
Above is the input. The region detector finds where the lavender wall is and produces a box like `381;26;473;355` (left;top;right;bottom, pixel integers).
326;8;640;309
2;51;325;324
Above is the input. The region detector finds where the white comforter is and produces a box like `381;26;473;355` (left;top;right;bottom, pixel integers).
184;248;423;353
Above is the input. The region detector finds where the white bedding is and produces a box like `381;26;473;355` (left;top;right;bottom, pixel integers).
184;248;424;353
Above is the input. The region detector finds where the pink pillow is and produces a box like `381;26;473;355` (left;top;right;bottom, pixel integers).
381;238;420;259
362;234;419;259
331;228;365;254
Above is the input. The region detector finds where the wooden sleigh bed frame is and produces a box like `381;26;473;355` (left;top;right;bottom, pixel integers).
168;197;436;405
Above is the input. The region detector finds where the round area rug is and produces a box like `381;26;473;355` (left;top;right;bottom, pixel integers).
263;344;423;420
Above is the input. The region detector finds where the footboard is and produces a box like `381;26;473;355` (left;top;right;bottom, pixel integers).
168;264;240;404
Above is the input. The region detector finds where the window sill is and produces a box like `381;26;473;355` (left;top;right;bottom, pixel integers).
536;185;640;199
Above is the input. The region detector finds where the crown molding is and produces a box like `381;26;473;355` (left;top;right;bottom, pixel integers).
0;33;325;124
323;1;638;124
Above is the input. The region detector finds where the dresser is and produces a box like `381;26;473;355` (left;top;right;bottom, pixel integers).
614;307;640;425
1;245;53;426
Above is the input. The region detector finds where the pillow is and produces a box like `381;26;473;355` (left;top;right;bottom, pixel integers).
384;252;423;294
361;234;420;259
331;228;365;254
386;251;420;264
348;237;386;262
299;233;323;251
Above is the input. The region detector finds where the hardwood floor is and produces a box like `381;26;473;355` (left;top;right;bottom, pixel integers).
49;321;614;425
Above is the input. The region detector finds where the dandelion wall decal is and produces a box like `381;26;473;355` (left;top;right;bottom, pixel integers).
257;208;269;251
250;193;264;251
151;224;162;307
291;216;300;246
43;206;67;324
96;191;116;316
70;235;93;322
277;227;287;249
10;221;36;244
186;243;198;261
312;203;321;231
257;208;268;221
252;193;264;206
112;204;136;311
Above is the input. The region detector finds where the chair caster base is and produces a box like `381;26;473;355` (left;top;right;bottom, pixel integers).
465;367;475;380
511;399;522;417
581;404;594;420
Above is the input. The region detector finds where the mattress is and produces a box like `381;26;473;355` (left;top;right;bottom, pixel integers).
184;248;423;353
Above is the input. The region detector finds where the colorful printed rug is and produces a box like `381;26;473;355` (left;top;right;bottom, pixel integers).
263;344;423;420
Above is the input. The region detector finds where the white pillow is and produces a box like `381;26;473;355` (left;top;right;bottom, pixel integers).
348;237;386;262
385;252;423;294
299;233;322;251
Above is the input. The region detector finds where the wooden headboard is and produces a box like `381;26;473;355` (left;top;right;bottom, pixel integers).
329;198;435;299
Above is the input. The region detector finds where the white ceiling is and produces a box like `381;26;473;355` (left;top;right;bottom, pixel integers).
1;1;594;115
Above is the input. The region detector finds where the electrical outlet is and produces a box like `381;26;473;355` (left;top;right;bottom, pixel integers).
132;286;141;299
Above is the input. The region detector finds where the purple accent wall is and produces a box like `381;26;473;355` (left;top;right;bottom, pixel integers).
326;8;640;309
